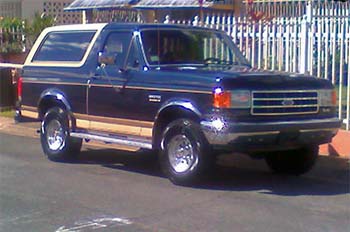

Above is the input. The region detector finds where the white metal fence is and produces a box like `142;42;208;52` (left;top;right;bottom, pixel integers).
178;0;349;130
0;26;24;54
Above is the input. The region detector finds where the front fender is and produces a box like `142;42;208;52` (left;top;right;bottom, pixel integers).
152;99;203;148
155;99;202;121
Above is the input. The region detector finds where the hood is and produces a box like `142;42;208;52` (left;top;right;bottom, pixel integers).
154;65;334;90
219;68;333;90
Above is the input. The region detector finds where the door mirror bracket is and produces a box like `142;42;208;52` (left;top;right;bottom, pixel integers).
98;52;116;66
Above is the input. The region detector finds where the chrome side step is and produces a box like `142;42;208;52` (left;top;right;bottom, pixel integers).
70;132;152;149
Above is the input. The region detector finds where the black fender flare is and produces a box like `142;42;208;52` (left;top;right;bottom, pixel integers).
152;99;202;147
37;89;75;129
155;99;202;120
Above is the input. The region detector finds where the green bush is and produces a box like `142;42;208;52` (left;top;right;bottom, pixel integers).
0;17;24;53
0;13;54;54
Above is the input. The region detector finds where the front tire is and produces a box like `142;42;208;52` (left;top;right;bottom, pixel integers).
159;119;214;185
40;107;82;162
265;145;319;175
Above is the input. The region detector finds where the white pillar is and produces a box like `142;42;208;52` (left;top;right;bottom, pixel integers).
82;10;86;24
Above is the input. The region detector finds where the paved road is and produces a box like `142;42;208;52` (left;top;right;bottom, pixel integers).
0;132;349;232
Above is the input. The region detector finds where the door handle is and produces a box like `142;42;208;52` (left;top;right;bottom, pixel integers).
92;75;101;80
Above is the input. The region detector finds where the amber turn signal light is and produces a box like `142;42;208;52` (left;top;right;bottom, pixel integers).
213;89;231;108
332;90;337;106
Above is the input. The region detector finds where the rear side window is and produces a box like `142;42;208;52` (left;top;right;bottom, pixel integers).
32;31;96;62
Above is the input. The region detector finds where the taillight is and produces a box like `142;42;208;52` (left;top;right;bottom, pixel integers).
213;88;231;108
17;77;23;100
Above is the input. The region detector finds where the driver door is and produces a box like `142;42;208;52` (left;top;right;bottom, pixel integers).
87;31;135;134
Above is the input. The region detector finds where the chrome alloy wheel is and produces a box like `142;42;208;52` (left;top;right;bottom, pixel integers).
167;134;197;173
46;119;66;151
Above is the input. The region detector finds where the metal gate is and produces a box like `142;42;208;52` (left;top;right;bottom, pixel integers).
190;0;350;130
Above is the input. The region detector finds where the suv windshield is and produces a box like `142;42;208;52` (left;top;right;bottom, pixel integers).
141;29;250;67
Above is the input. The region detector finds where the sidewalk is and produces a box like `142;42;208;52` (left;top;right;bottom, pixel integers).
319;130;350;159
0;116;349;159
0;116;39;139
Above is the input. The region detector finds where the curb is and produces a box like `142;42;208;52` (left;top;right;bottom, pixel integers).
0;116;349;159
319;130;350;159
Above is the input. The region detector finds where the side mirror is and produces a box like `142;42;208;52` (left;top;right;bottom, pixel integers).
98;52;116;66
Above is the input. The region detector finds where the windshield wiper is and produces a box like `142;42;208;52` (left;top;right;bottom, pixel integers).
203;58;250;67
230;61;251;67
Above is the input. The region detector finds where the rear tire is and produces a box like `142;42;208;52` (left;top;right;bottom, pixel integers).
265;145;319;175
159;119;214;186
40;107;82;162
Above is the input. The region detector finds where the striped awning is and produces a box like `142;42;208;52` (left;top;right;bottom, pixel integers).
64;0;137;11
133;0;213;9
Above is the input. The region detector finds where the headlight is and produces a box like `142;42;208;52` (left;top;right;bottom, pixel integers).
319;89;337;106
230;90;251;108
213;88;250;108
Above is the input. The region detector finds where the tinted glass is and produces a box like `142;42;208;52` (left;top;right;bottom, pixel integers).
33;31;95;62
126;40;140;68
141;29;249;67
102;32;132;67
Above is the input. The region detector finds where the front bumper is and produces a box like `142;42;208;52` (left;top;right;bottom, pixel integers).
200;118;341;151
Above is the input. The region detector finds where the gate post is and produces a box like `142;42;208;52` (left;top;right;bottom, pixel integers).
299;1;312;74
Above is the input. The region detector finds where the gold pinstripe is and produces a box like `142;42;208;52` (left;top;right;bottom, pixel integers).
22;80;212;94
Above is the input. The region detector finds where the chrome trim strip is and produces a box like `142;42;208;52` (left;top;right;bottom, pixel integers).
252;90;319;93
70;132;152;149
253;104;318;109
200;118;341;145
229;131;280;136
254;97;318;101
299;128;339;133
220;128;338;136
235;118;341;126
251;111;320;116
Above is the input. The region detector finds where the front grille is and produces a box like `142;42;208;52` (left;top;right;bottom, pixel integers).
251;90;319;115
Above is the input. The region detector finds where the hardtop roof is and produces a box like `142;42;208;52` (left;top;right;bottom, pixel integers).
103;23;221;32
45;23;223;33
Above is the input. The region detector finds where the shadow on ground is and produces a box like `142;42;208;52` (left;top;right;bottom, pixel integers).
72;148;349;197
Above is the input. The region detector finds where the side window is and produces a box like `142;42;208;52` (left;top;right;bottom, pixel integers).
33;31;95;62
126;39;140;69
102;32;132;67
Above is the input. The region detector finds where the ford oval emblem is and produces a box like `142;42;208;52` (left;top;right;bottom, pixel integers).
282;100;295;106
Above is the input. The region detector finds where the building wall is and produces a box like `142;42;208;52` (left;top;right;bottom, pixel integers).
0;0;22;18
42;1;81;24
0;0;81;25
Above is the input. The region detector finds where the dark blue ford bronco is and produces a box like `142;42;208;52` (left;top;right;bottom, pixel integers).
17;23;341;185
